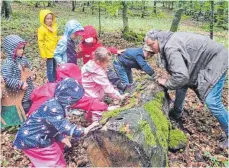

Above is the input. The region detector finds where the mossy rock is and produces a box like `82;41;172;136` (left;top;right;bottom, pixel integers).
86;80;187;167
169;129;187;152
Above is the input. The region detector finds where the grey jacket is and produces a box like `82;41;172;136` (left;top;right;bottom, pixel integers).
146;30;228;102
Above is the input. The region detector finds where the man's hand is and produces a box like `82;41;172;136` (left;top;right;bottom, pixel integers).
84;121;100;135
21;82;28;90
117;49;126;55
61;137;72;148
157;78;167;86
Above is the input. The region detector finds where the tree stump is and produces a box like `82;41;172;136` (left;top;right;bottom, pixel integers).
84;79;187;167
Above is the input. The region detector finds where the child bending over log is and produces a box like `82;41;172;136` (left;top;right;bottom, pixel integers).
81;47;128;121
13;78;99;167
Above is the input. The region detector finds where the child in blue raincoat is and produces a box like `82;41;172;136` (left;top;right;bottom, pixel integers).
54;20;84;65
13;78;99;167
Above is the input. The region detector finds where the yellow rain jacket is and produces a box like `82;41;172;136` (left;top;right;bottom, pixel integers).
38;10;59;58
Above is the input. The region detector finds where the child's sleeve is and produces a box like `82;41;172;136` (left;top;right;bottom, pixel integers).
135;54;155;76
47;107;84;140
37;28;46;58
71;95;109;111
93;74;121;100
107;47;118;54
2;63;23;90
21;57;32;69
77;44;83;58
54;37;67;64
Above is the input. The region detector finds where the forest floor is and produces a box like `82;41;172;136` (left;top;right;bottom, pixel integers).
1;2;228;167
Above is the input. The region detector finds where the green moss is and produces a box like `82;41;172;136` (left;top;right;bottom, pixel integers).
122;30;145;43
139;120;156;147
101;97;137;124
169;129;187;149
144;92;169;150
143;92;169;166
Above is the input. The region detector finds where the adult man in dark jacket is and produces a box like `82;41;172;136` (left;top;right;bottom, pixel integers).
145;30;228;148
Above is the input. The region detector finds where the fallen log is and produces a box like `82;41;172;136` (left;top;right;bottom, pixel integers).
84;79;187;167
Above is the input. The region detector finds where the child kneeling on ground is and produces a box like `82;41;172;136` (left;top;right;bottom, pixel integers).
13;78;99;167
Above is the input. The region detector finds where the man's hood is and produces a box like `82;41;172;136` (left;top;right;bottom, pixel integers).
146;30;173;54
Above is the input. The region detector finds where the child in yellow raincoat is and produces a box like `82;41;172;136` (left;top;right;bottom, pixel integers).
38;9;59;82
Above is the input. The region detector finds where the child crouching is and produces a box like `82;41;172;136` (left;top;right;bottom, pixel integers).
13;78;98;167
81;47;127;121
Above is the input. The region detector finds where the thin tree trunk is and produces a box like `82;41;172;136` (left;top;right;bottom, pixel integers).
170;2;183;32
72;1;76;11
217;1;224;27
2;0;12;19
82;2;86;12
210;0;214;39
1;1;5;15
171;1;173;10
91;1;94;15
35;2;39;8
122;1;129;33
47;1;52;7
141;1;146;18
98;1;101;37
153;1;156;14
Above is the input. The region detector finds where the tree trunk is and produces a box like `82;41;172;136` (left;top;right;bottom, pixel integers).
141;1;146;18
210;0;214;39
82;2;86;12
2;0;12;19
122;1;129;34
98;1;101;37
84;80;187;167
91;1;94;15
47;1;52;7
162;1;165;7
1;1;5;15
72;1;76;11
198;1;203;20
170;1;174;10
153;1;156;14
35;2;39;8
216;1;224;27
170;2;183;32
190;1;193;16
